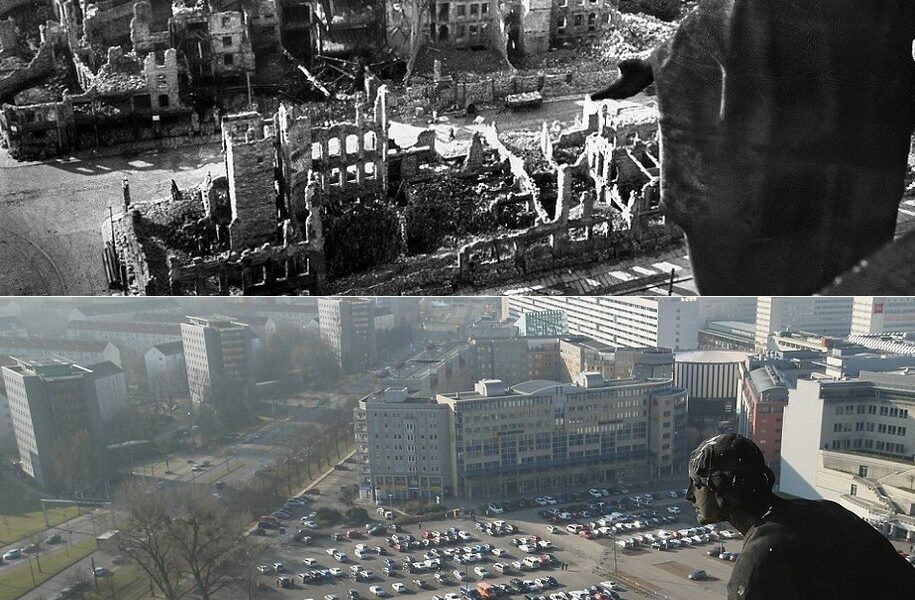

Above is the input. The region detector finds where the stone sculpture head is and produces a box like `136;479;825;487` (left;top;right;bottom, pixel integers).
686;434;776;526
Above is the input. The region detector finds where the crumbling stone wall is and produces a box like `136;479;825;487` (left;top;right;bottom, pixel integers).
0;0;46;17
83;0;138;48
0;24;56;103
223;112;278;250
144;47;179;110
247;0;280;50
308;89;389;203
0;95;76;157
0;17;15;51
519;0;553;55
550;0;619;49
131;1;170;54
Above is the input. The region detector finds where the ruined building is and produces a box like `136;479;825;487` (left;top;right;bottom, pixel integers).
107;78;681;296
169;4;255;83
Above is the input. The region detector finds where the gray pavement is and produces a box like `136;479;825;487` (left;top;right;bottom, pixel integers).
0;144;223;295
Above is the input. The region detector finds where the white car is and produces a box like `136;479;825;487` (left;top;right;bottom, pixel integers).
538;540;554;549
304;558;317;566
487;503;504;514
326;548;338;556
566;524;583;534
544;497;558;505
370;586;386;597
329;568;343;576
257;565;273;574
524;580;542;591
588;488;603;499
445;595;461;600
392;583;406;593
454;569;467;580
667;506;681;514
325;595;338;600
474;566;489;578
511;561;525;571
535;497;550;506
599;581;622;592
550;594;569;600
518;544;537;553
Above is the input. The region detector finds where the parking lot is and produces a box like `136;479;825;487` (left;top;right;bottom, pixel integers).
251;485;742;600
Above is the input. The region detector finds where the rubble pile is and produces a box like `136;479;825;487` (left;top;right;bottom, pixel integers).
582;9;678;63
404;170;531;255
322;196;402;279
618;0;685;22
131;195;219;260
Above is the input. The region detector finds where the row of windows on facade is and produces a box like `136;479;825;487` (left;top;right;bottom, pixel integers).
325;163;378;186
834;422;908;436
556;12;612;30
462;444;648;469
833;438;907;454
437;2;489;19
835;405;910;418
313;133;378;159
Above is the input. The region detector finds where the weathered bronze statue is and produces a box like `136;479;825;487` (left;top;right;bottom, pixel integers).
592;1;915;294
686;434;915;599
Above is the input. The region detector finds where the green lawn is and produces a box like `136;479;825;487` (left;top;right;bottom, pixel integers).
198;461;247;486
83;564;152;600
0;537;97;600
0;482;79;546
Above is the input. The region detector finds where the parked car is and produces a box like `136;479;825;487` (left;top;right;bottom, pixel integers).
44;533;61;544
369;586;386;597
93;567;109;577
277;576;294;588
688;570;707;581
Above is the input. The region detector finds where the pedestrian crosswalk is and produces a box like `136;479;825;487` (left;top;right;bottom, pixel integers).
486;251;696;296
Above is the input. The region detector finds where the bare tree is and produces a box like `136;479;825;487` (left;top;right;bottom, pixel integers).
115;484;190;600
115;483;249;600
168;487;249;600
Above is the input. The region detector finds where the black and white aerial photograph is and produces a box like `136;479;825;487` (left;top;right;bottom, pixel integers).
0;295;912;600
1;1;913;297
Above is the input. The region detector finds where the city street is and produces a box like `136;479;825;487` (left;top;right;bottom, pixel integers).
0;143;224;295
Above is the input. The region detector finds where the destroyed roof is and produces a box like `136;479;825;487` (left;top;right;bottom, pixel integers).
90;52;147;95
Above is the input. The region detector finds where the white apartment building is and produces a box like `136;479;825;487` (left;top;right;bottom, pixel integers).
1;357;105;490
181;316;255;406
851;297;915;336
319;298;376;375
503;297;702;350
780;372;915;524
755;297;854;350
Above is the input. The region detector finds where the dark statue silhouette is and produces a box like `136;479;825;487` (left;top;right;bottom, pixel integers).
686;434;915;599
591;1;915;295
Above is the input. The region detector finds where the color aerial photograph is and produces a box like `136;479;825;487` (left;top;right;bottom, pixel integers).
1;1;913;297
0;295;912;599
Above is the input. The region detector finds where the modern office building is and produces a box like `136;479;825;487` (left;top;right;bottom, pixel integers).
755;297;855;350
515;310;567;337
780;372;915;526
698;321;756;351
736;362;789;468
319;298;377;375
559;337;617;381
1;357;105;490
674;350;748;439
358;373;689;501
144;341;188;404
438;374;688;499
181;316;255;406
851;297;915;336
354;387;453;501
504;297;702;350
87;361;129;421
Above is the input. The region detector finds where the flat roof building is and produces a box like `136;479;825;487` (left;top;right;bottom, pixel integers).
181;316;255;406
1;357;105;491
